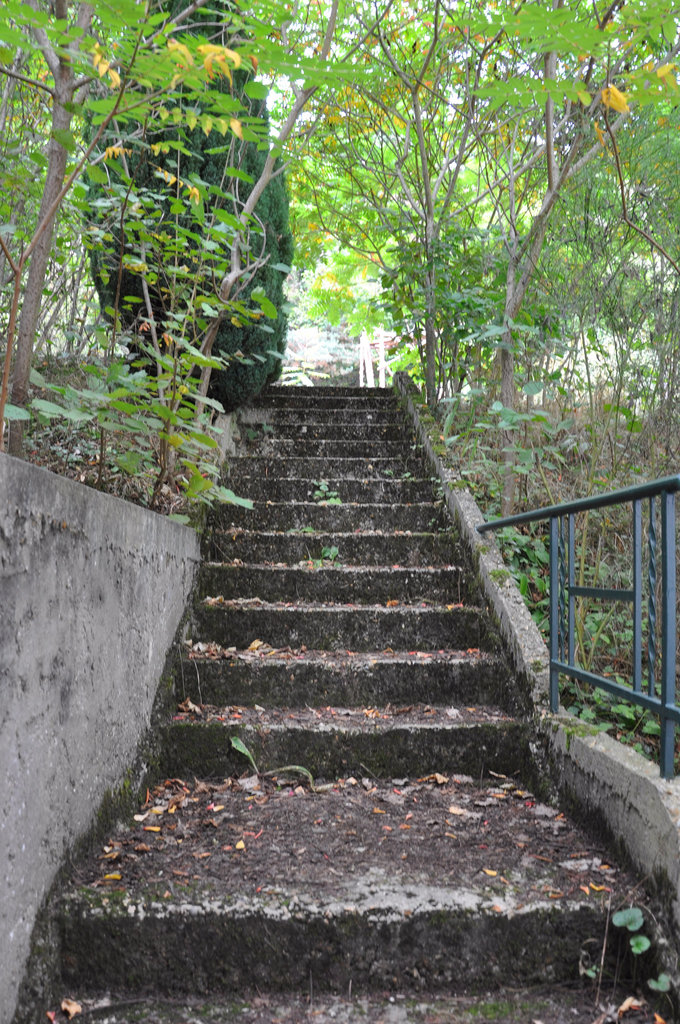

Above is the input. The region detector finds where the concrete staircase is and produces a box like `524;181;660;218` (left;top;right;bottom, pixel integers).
52;386;647;1022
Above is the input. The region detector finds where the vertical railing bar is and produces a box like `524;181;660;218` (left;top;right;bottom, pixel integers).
568;513;575;667
549;515;559;712
660;491;676;779
648;496;657;698
632;499;642;693
558;517;566;664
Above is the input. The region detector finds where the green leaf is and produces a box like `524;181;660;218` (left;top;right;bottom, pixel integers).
3;403;31;421
629;934;651;955
648;973;671;992
612;907;644;932
230;735;258;773
52;128;76;153
31;398;66;419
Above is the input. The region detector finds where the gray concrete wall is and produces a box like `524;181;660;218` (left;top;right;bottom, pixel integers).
0;454;201;1022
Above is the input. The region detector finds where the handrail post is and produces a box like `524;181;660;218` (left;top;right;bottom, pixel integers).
660;491;676;779
549;515;559;712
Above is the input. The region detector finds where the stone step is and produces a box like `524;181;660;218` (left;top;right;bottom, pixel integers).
242;438;416;460
211;501;447;534
240;407;404;427
157;706;528;780
207;530;458;567
227;455;422;480
192;600;494;653
56;988;638;1024
178;648;514;710
241;420;414;442
197;563;468;605
260;385;390;399
249;387;396;409
221;476;436;505
57;775;632;1000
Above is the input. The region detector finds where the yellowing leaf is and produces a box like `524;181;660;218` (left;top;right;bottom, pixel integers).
235;839;246;850
248;639;265;651
657;63;676;78
103;872;121;881
143;825;161;833
594;121;606;147
482;868;497;877
601;85;629;113
108;67;121;89
167;37;193;66
230;118;244;139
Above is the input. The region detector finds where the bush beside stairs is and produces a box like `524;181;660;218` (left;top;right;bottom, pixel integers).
50;386;655;1022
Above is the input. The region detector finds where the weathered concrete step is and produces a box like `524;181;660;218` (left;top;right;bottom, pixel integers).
260;385;389;399
249;388;396;410
242;420;414;442
244;438;416;459
179;647;513;709
241;407;404;427
193;599;492;652
227;455;422;480
220;476;436;505
58;776;632;999
197;563;468;605
212;501;447;534
61;987;639;1024
158;706;526;780
207;530;458;567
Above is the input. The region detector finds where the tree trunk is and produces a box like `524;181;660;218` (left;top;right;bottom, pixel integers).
8;74;72;455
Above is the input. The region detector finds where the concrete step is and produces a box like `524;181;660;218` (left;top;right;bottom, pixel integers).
242;438;417;459
241;420;414;442
211;501;447;534
56;988;643;1024
56;776;633;1000
178;647;514;709
206;530;459;567
197;563;469;605
157;705;529;780
240;407;404;427
226;455;422;480
192;599;494;653
249;387;396;410
219;476;436;505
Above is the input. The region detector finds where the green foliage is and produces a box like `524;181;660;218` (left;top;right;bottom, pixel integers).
312;480;341;505
25;348;253;514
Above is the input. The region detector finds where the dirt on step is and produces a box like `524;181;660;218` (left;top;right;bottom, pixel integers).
74;772;649;926
64;987;666;1024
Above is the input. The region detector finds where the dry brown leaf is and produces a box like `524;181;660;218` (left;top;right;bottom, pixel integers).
61;998;82;1019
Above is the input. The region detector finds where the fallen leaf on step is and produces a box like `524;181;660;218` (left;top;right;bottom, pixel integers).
178;697;202;715
618;997;646;1015
482;868;497;877
61;998;82;1019
248;639;265;651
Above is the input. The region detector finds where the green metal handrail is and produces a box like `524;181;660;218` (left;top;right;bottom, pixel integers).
478;475;680;778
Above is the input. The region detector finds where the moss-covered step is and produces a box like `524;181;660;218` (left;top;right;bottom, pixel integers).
176;648;514;710
56;775;635;1000
206;530;460;567
226;455;425;481
157;708;529;780
191;600;493;653
210;501;448;534
242;438;417;460
240;420;415;443
221;476;437;505
196;564;469;605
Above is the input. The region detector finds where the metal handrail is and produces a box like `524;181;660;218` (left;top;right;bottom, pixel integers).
478;475;680;778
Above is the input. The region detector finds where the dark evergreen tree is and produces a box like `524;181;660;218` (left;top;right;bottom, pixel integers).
89;2;293;411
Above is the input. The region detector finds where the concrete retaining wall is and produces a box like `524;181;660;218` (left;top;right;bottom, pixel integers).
0;454;201;1022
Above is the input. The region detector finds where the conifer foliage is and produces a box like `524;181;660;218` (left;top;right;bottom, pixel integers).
89;0;293;412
